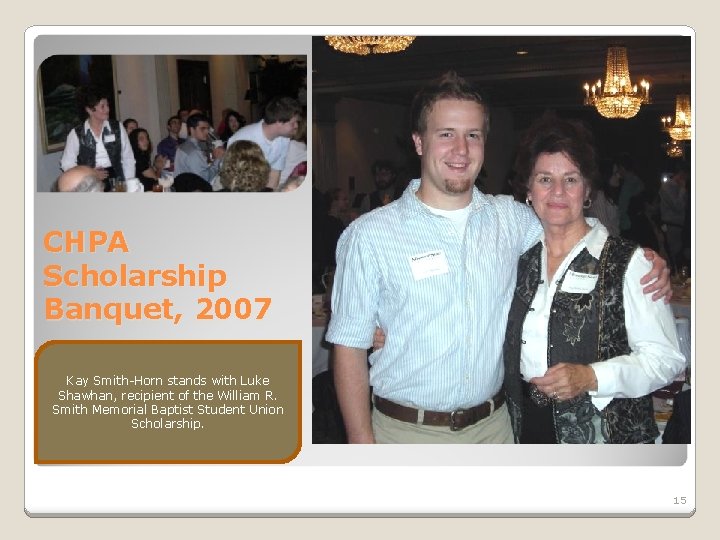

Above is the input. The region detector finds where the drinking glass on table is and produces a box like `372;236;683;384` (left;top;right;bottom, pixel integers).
158;175;174;192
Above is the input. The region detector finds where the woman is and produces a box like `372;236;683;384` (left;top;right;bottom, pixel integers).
128;128;166;192
220;110;246;144
60;85;136;191
218;140;270;192
503;115;685;444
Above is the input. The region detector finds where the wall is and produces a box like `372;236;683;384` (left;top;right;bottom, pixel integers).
115;55;162;146
333;98;409;197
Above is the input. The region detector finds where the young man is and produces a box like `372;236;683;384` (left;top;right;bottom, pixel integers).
227;96;302;190
173;113;224;184
325;72;670;444
358;159;403;214
156;115;185;170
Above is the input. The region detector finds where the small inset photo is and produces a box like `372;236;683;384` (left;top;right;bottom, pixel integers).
37;55;307;193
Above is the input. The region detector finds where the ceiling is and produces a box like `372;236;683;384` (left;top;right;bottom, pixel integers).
312;35;692;113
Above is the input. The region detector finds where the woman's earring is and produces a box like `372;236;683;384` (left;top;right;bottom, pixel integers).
583;198;592;209
525;197;532;207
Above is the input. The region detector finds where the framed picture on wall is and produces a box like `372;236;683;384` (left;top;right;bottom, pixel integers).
37;55;117;154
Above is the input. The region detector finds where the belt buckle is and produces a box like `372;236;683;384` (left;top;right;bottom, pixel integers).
449;409;465;431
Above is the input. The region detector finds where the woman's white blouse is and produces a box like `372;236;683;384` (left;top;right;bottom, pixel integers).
520;219;686;411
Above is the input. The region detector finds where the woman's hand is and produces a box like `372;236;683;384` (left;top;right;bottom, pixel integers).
372;327;386;350
142;167;159;180
93;167;109;180
212;146;225;161
530;363;597;401
641;248;672;302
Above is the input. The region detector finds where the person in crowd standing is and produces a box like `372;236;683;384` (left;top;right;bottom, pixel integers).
358;159;404;214
585;159;620;236
60;85;135;192
660;161;689;271
227;96;302;190
614;153;645;237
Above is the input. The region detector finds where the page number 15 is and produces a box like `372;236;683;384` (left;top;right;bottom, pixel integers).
673;496;687;505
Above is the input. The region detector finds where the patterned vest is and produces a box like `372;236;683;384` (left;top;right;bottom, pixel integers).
74;120;125;180
503;236;659;444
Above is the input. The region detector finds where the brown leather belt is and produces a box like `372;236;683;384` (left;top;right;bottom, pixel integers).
373;392;505;431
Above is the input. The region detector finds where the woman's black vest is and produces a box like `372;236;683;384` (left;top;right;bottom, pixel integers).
503;236;659;444
74;120;125;180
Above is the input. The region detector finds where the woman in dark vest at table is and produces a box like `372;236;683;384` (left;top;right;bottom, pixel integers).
60;85;135;191
503;115;686;444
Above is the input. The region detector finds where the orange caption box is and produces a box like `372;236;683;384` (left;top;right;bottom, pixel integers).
35;340;301;464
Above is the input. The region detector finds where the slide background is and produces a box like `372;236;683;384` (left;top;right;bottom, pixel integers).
5;7;711;537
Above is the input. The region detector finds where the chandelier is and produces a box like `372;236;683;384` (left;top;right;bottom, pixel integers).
324;36;415;56
583;46;650;119
662;94;691;141
665;140;684;158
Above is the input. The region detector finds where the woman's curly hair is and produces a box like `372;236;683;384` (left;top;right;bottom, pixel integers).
219;140;271;192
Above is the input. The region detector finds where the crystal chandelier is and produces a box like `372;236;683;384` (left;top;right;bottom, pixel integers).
583;46;650;119
324;36;415;56
661;94;691;141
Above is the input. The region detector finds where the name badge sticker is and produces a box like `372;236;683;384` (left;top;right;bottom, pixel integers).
408;250;449;281
103;134;116;143
561;270;598;293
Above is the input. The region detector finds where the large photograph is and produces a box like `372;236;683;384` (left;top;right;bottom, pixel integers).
311;35;692;446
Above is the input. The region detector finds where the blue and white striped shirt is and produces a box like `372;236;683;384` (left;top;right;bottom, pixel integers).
326;179;542;411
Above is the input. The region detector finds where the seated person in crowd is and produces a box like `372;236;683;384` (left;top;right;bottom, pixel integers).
156;115;185;171
174;113;224;185
122;118;138;136
227;96;302;190
220;110;246;144
60;85;135;191
52;165;105;192
173;172;213;192
218;140;271;192
129;128;166;192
